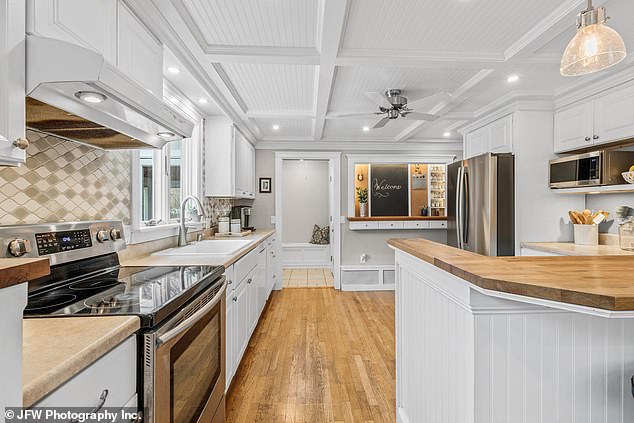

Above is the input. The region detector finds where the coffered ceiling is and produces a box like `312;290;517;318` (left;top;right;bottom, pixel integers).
130;0;634;145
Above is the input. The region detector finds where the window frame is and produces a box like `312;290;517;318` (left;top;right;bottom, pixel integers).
128;82;204;244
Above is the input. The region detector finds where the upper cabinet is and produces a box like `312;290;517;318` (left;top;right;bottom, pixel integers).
554;84;634;153
0;0;27;166
204;117;255;199
26;0;163;98
463;114;513;159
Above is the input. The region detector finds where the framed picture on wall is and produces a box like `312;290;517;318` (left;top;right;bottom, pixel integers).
259;177;272;193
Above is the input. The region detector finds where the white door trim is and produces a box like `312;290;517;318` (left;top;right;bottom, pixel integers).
274;151;342;290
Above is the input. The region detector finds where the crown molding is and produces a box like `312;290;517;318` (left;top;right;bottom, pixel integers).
256;140;463;151
204;46;320;65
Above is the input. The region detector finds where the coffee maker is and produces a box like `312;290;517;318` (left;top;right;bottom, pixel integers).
231;206;254;230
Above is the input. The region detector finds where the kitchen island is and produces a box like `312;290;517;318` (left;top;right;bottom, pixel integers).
388;238;634;423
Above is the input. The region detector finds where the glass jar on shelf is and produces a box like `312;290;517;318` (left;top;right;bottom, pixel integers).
619;217;634;251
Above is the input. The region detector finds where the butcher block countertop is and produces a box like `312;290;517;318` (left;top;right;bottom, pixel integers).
347;216;447;221
0;258;50;290
23;316;140;407
388;238;634;311
120;229;275;268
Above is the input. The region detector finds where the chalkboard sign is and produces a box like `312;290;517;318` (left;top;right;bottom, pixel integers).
370;164;409;216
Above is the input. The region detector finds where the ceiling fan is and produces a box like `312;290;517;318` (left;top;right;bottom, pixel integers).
338;89;452;129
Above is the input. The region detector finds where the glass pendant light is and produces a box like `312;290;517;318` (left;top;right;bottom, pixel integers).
560;0;626;77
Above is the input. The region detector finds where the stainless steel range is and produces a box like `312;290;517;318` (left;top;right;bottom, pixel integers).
0;221;226;423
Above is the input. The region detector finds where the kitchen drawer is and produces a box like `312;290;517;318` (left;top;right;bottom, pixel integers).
349;221;379;230
36;336;136;408
403;221;431;229
379;221;404;230
234;247;258;284
429;221;447;229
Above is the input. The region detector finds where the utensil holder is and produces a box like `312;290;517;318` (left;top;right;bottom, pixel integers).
574;224;598;246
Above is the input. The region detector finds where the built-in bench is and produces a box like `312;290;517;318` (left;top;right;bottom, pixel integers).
282;243;330;268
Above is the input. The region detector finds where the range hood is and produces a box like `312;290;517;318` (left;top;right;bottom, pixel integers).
25;35;193;149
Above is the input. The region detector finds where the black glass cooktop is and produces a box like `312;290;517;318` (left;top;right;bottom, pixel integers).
24;264;224;327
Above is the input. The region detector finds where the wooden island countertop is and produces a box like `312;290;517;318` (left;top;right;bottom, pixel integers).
388;238;634;311
0;258;50;289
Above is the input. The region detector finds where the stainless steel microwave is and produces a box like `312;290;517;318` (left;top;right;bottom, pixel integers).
549;148;634;188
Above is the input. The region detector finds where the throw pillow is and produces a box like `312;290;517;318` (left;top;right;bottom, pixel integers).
310;224;330;245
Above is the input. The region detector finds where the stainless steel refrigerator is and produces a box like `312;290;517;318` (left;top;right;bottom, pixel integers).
447;153;515;256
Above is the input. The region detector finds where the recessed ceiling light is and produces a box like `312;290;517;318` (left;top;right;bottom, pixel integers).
157;131;176;139
272;124;280;131
443;131;451;137
507;74;520;83
198;98;208;104
362;126;370;132
167;66;180;74
74;91;107;104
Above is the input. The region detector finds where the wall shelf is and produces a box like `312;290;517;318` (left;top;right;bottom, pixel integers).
552;184;634;195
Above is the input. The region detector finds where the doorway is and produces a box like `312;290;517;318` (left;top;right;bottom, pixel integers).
274;152;341;290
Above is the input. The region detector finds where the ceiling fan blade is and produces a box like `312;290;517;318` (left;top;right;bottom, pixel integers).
400;112;440;121
372;117;391;129
365;92;393;109
407;92;453;110
332;112;380;118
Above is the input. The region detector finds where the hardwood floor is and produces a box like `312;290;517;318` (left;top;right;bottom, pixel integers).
226;288;396;423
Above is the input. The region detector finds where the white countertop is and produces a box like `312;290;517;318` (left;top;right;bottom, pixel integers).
120;229;276;268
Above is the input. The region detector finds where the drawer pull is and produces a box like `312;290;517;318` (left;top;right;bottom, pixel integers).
227;279;233;285
70;389;108;423
247;278;253;284
233;296;237;302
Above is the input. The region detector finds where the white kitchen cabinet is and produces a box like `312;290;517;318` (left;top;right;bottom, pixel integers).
463;115;513;159
255;244;267;319
117;2;163;97
26;0;117;63
554;102;594;152
234;272;250;370
224;265;235;391
0;0;27;166
554;84;634;153
204;117;255;199
35;336;136;408
266;236;279;297
26;0;162;99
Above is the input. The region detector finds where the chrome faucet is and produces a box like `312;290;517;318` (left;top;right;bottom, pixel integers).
179;195;206;247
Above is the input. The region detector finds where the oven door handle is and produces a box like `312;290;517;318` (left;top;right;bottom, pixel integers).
156;280;226;346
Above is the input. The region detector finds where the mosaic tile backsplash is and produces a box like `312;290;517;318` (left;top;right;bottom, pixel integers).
0;131;131;225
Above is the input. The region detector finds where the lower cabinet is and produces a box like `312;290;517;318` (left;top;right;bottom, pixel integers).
34;336;137;409
225;236;276;391
266;236;279;294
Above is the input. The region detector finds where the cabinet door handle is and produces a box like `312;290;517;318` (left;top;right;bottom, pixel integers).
227;279;233;285
70;390;108;423
584;136;591;142
247;278;252;284
233;296;237;302
12;138;29;150
593;134;599;140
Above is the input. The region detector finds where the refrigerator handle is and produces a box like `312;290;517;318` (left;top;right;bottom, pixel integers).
455;166;463;249
462;168;469;246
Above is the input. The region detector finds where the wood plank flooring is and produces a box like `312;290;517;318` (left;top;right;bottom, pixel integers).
226;288;396;423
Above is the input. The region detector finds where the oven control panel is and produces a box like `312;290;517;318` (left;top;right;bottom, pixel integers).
0;220;126;264
35;229;93;255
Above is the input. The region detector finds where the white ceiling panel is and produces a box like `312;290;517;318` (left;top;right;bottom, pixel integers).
342;0;567;53
176;0;318;48
220;63;317;111
323;118;415;140
329;66;480;112
255;118;313;138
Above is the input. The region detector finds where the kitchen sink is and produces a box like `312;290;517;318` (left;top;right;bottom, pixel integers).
153;239;253;256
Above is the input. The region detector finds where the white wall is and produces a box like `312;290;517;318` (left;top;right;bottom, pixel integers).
254;147;463;266
281;160;330;243
586;193;634;233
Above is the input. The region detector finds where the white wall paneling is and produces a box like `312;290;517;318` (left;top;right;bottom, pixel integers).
341;265;395;291
394;249;634;423
282;243;331;268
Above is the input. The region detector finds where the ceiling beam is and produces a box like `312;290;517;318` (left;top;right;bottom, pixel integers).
204;46;320;65
395;69;494;142
125;0;263;143
312;0;350;141
246;110;316;119
337;49;507;69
